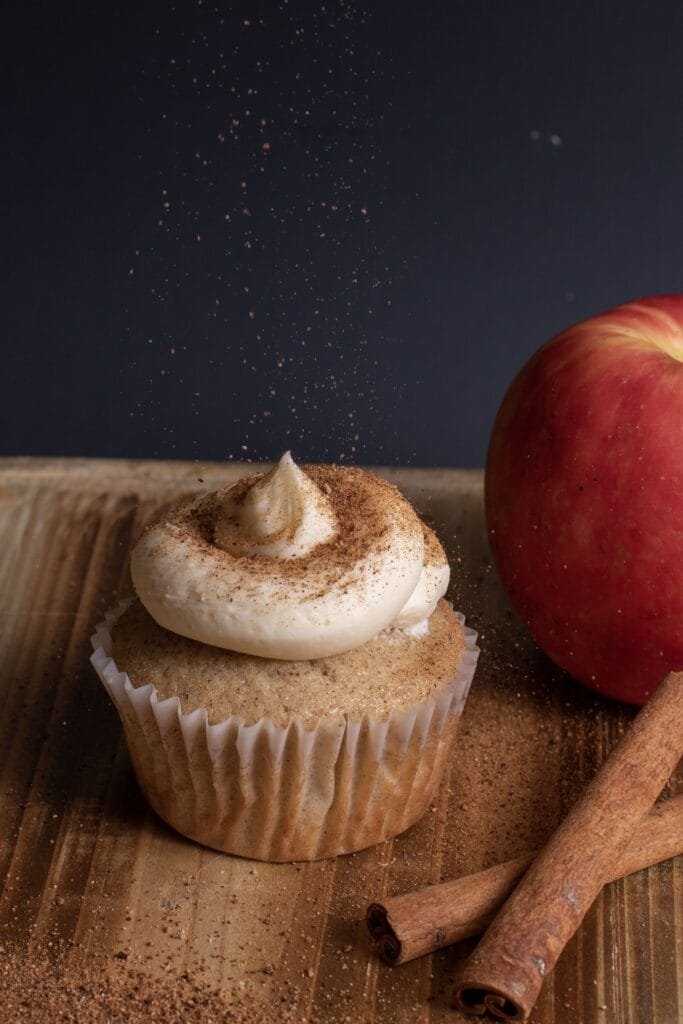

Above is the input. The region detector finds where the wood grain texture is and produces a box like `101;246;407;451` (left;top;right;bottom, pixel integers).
0;457;680;1024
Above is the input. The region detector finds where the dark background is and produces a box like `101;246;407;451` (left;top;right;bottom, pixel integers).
3;0;682;467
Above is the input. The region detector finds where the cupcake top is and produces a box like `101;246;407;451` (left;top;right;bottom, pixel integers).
111;597;465;728
130;453;450;660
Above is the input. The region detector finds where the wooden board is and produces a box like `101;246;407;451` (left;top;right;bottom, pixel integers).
0;457;680;1024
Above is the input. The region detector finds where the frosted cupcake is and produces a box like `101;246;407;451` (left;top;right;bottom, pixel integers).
91;454;479;861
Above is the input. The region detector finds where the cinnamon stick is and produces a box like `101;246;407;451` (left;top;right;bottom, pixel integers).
452;671;683;1021
367;794;683;965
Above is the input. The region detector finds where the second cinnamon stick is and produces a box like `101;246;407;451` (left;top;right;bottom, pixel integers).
452;670;683;1020
367;794;683;964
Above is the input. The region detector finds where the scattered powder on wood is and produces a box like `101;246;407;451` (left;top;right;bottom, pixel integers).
0;942;296;1024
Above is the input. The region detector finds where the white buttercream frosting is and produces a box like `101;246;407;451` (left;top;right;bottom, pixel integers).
214;451;338;559
130;454;450;659
391;559;451;629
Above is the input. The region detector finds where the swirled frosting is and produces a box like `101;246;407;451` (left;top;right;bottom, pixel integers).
130;453;450;659
213;452;338;559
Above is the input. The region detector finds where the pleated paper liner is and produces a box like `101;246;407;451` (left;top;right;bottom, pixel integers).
91;603;479;862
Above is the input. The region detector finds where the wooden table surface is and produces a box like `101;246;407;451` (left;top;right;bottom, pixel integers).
0;458;680;1024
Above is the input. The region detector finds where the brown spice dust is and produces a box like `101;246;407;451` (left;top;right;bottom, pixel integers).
0;941;296;1024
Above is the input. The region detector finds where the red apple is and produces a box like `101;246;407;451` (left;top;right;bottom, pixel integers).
485;295;683;704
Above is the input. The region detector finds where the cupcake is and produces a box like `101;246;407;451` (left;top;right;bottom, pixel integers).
91;454;479;861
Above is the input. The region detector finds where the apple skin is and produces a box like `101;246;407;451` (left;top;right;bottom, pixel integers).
485;295;683;704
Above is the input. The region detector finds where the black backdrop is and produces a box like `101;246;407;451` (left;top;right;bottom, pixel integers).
3;0;682;466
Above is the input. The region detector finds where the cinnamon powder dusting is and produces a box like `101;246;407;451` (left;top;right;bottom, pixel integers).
0;941;298;1023
151;465;424;597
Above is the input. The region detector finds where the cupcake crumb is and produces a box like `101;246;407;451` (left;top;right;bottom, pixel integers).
111;598;466;728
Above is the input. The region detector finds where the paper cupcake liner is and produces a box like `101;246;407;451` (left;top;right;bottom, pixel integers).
91;603;479;862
